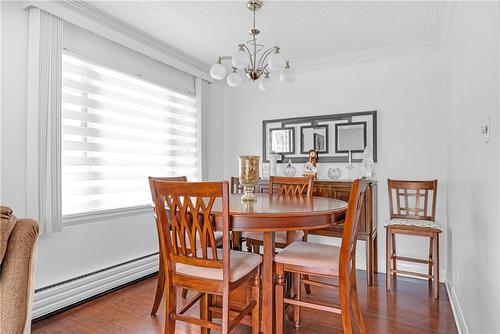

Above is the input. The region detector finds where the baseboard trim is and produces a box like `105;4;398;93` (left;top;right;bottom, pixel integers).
32;253;159;320
445;282;469;334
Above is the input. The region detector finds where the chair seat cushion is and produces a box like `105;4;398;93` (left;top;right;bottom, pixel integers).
244;230;304;244
275;241;340;275
176;249;262;282
384;219;443;231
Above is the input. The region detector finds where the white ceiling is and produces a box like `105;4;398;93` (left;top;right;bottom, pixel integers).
86;1;450;69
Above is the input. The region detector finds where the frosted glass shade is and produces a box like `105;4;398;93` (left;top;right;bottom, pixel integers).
259;76;273;92
280;66;295;83
210;63;226;80
268;52;286;71
227;72;243;87
232;49;250;69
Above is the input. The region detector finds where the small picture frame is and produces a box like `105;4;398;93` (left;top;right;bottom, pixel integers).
300;125;328;154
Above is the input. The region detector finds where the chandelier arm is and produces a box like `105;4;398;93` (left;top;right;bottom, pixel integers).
240;44;255;69
218;56;233;62
263;64;270;75
257;46;279;70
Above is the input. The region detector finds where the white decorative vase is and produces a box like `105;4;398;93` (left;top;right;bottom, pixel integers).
268;154;281;176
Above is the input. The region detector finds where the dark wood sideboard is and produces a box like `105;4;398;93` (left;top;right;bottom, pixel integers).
257;179;378;286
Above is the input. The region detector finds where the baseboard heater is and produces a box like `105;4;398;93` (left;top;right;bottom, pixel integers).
32;253;159;320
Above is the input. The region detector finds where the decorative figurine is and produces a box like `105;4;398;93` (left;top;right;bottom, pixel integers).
303;149;318;179
284;159;296;177
361;146;375;179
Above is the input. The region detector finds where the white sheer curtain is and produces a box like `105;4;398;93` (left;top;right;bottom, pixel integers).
26;7;63;233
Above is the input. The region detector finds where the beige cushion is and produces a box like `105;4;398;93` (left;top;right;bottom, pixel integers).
176;249;261;282
244;230;304;244
275;241;340;275
0;206;17;264
384;219;443;232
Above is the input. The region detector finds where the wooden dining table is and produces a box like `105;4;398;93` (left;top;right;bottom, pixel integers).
211;193;348;334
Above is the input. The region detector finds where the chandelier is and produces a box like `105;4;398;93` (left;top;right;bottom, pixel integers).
209;0;295;91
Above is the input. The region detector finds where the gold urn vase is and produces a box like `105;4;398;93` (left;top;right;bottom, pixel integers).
239;155;260;201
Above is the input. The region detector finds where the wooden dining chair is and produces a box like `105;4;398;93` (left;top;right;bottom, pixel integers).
385;179;442;299
274;179;368;334
245;176;314;294
149;176;224;315
149;179;261;334
245;176;313;254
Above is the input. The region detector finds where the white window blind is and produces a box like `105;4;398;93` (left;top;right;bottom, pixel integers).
61;53;198;216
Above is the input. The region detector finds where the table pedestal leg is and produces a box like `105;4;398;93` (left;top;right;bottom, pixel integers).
262;232;275;334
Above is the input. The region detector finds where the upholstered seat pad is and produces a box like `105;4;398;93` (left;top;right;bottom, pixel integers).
176;249;262;282
244;230;304;244
384;219;443;231
275;241;340;275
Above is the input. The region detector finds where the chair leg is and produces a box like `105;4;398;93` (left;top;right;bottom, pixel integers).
373;233;378;274
151;260;165;316
252;269;261;334
428;236;434;282
181;288;188;299
339;279;353;334
391;231;397;276
303;274;312;295
221;289;230;334
302;232;312;295
365;235;373;286
275;265;285;334
164;281;177;334
252;242;260;254
350;271;366;334
386;228;391;291
433;234;440;300
200;293;210;334
293;273;301;328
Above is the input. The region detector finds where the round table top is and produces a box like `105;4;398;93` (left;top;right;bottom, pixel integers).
212;193;348;232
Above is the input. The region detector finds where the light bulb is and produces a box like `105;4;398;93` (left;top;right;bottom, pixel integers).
268;51;286;71
280;61;295;83
259;74;273;92
210;62;226;80
227;70;243;88
232;47;250;69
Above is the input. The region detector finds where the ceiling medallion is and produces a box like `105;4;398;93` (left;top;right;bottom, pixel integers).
209;0;295;91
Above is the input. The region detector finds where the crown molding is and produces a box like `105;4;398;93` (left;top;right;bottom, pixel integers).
23;0;212;81
294;2;457;72
24;1;456;78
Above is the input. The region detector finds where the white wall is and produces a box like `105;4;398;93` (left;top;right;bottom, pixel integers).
445;3;500;333
222;50;450;278
0;2;222;289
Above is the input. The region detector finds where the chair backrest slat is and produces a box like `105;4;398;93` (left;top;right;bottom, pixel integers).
387;179;438;221
269;176;313;197
149;180;230;270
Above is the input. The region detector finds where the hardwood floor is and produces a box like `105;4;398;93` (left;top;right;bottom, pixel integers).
32;272;458;334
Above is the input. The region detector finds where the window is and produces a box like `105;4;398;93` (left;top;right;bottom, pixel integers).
61;53;199;216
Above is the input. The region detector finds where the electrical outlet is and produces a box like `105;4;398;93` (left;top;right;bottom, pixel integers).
480;113;491;144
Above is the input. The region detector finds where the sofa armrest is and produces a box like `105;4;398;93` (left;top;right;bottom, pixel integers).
0;219;39;334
